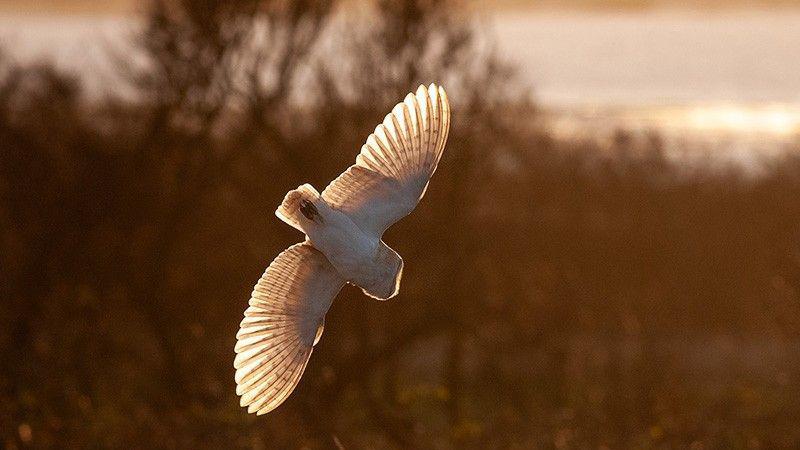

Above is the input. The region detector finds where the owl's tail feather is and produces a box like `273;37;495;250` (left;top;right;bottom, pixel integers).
276;184;321;233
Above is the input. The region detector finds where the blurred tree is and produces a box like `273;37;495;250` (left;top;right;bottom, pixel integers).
110;0;338;407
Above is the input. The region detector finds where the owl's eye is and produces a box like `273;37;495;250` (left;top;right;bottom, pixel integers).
299;199;319;220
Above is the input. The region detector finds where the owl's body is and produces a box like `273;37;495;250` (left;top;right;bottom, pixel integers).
276;184;403;301
234;84;450;415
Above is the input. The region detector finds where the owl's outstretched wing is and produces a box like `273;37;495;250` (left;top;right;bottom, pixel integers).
322;84;451;237
234;242;344;415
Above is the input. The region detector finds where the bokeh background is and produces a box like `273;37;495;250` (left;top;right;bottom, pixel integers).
2;0;800;448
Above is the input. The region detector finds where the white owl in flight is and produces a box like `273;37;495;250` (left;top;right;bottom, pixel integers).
234;84;451;415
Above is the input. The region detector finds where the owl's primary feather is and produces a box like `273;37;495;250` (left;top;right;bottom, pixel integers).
235;84;451;415
322;84;450;236
235;243;344;415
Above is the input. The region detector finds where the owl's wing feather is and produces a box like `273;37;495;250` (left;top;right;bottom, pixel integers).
235;242;344;415
322;84;450;236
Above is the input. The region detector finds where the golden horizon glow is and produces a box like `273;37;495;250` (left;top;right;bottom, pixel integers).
652;105;800;135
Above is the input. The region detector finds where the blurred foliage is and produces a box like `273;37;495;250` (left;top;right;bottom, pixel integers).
2;0;800;448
